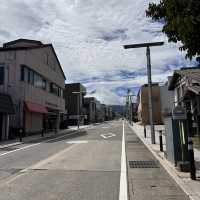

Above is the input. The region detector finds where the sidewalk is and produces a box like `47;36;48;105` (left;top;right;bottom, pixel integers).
129;122;200;200
0;125;89;150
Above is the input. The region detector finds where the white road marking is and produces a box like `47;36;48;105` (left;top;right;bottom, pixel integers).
100;133;116;139
5;143;79;184
0;131;78;157
101;126;109;129
66;140;88;144
119;120;128;200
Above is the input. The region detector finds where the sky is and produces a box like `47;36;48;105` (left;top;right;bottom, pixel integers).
0;0;196;105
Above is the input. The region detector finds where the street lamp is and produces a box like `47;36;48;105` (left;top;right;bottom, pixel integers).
123;41;164;144
72;91;83;129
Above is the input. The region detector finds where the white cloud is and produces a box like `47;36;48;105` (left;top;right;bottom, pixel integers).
0;0;195;104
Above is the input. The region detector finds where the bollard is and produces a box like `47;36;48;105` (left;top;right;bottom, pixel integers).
41;129;44;137
188;139;196;180
159;130;163;152
19;128;22;142
144;125;147;138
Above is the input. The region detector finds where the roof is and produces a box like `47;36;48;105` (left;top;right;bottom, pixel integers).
0;93;15;114
0;40;66;80
187;85;200;95
168;67;200;90
3;39;43;48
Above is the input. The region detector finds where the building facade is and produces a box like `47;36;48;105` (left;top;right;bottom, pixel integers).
64;83;86;125
0;39;65;138
168;67;200;149
137;83;162;125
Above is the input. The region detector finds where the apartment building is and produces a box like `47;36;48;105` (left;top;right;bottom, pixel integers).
0;39;65;138
137;83;162;125
64;83;86;125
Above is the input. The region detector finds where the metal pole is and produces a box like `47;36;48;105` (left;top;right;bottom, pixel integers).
159;130;163;152
146;46;155;144
144;125;147;138
188;139;196;180
77;94;80;129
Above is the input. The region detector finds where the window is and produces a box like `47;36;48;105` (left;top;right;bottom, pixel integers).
34;73;43;88
50;83;62;97
0;66;4;85
42;79;46;90
21;65;29;82
20;66;24;81
28;70;34;85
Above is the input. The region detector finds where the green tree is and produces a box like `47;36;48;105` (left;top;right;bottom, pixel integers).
146;0;200;62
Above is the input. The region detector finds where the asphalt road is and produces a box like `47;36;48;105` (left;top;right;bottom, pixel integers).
0;120;189;200
0;120;123;200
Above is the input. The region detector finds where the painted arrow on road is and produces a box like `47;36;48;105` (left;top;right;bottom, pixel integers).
101;133;116;139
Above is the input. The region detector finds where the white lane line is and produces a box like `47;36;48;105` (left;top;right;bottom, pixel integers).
0;131;78;157
66;140;88;144
119;120;128;200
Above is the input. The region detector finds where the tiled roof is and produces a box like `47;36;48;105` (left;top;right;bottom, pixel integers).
168;67;200;90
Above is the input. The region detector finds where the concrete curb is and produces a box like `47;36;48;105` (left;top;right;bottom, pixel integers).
127;122;200;200
0;127;87;150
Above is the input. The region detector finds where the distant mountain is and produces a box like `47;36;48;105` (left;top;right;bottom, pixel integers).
111;105;124;114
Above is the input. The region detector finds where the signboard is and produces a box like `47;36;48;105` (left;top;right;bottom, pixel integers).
172;105;187;120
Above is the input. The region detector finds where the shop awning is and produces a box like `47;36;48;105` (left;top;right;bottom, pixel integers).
25;102;48;114
0;93;15;114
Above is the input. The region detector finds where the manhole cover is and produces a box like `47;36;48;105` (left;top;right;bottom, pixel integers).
129;160;159;168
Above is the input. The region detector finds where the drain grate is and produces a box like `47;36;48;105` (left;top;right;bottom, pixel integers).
127;140;140;143
129;160;159;168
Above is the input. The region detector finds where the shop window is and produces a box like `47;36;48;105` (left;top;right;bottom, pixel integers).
0;66;5;85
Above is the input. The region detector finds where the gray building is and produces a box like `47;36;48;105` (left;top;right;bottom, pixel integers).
64;83;86;125
84;97;97;124
0;39;66;138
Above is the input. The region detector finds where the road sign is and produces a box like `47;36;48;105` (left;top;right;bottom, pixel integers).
172;105;187;120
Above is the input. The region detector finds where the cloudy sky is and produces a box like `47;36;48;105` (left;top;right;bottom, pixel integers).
0;0;196;105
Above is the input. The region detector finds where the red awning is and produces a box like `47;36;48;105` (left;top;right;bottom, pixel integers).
25;102;48;114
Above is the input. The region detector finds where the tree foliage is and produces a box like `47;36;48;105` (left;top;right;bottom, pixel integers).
146;0;200;62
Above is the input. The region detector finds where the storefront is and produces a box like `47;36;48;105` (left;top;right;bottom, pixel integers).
24;101;48;135
0;93;15;141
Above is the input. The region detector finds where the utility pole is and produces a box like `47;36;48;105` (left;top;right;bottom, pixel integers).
72;91;82;129
123;42;164;144
125;89;135;125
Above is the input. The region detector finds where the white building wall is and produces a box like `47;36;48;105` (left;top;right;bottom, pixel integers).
160;85;174;117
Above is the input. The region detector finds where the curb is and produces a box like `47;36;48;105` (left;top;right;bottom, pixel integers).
0;128;85;150
127;122;200;200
